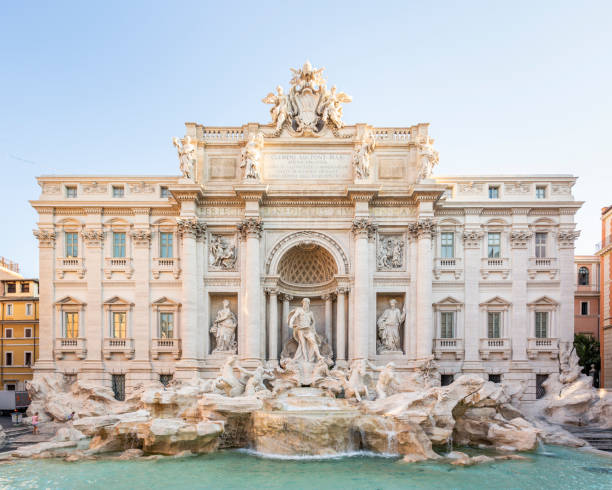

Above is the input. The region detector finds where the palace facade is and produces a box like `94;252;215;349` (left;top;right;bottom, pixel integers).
30;64;581;401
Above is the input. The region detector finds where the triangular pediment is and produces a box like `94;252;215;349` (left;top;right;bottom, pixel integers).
480;296;512;307
528;296;559;307
55;296;86;306
103;296;133;306
152;296;180;307
433;296;463;307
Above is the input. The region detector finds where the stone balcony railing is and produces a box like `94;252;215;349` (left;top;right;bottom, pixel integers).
433;338;464;360
152;257;181;279
103;337;135;360
151;338;182;360
433;257;463;279
56;257;85;279
527;257;559;279
479;338;511;360
527;338;560;359
200;127;246;143
104;257;134;279
55;338;87;360
480;257;511;279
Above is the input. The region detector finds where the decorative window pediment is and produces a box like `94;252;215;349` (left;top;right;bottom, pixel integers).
104;296;134;307
527;296;559;308
433;296;463;310
480;296;512;308
152;297;181;310
55;296;86;308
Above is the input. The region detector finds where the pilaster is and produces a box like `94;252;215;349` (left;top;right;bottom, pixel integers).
33;225;56;370
414;218;435;358
558;230;580;342
510;212;531;361
462;226;484;371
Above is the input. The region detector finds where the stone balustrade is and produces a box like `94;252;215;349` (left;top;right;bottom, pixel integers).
151;338;182;360
433;338;464;360
527;257;559;279
480;257;511;279
527;337;560;359
433;257;463;279
104;257;134;279
56;257;85;279
479;338;511;360
152;257;181;279
54;338;87;360
103;338;135;359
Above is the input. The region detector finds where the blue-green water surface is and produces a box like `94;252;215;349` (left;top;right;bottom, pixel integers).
1;446;611;489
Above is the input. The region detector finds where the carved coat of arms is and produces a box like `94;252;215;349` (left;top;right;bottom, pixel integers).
263;61;352;136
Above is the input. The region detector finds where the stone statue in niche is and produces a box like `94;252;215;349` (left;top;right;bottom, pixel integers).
209;235;237;269
377;236;404;270
172;136;196;181
288;298;323;363
210;300;237;353
376;299;405;354
352;130;376;179
240;131;264;181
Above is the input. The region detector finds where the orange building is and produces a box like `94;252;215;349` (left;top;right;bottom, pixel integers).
574;256;600;339
598;205;612;389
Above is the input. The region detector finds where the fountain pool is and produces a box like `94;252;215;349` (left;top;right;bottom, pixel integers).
1;446;610;489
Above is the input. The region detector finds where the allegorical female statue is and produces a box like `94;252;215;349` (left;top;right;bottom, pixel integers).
210;300;237;353
376;299;406;353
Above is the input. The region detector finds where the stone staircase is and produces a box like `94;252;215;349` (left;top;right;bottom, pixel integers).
2;426;35;451
563;426;612;452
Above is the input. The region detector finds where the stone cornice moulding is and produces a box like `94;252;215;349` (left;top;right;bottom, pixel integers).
234;184;268;203
347;186;379;202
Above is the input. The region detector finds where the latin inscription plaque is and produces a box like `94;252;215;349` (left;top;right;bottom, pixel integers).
263;152;352;180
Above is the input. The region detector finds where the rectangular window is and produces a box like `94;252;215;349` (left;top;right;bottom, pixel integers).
487;232;501;258
160;312;174;338
441;232;455;258
160;186;169;198
160;232;173;258
112;186;125;198
24;352;32;366
7;283;16;293
65;232;78;257
5;384;16;391
26;303;32;316
581;301;589;316
113;232;126;258
535;232;547;258
24;328;32;338
6;304;13;316
488;312;501;338
112;374;125;401
440;374;454;386
535;311;548;338
21;282;29;293
488;186;499;199
66;186;77;198
5;352;13;366
536;374;548;399
5;328;13;338
64;312;79;338
536;186;546;199
112;312;127;339
440;312;454;338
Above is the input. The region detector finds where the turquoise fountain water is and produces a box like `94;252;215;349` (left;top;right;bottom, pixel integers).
1;446;611;489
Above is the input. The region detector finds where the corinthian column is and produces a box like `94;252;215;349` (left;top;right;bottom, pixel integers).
266;288;278;361
280;294;293;350
322;294;333;346
352;218;376;360
238;218;263;361
177;217;206;367
415;219;435;358
335;287;347;362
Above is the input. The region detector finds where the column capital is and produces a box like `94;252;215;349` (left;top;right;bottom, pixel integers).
81;229;105;248
321;293;335;301
237;217;263;239
33;228;56;248
557;230;580;249
130;229;152;247
177;217;206;239
280;293;294;302
351;218;377;238
510;230;532;249
410;218;436;239
462;229;484;249
264;287;279;296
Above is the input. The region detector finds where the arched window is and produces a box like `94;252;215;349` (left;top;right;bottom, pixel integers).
578;266;589;286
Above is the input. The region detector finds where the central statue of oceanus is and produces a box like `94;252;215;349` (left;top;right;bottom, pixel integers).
288;298;323;363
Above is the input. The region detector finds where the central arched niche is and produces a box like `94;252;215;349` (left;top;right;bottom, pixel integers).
277;243;337;290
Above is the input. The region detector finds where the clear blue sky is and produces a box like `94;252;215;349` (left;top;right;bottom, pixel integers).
1;1;611;277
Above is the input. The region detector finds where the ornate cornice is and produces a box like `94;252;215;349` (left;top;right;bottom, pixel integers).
351;218;376;238
83;207;103;215
177;217;206;239
510;230;532;249
237;217;263;238
33;229;56;248
132;207;151;216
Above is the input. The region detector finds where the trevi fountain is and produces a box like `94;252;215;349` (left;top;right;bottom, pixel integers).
3;62;612;488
